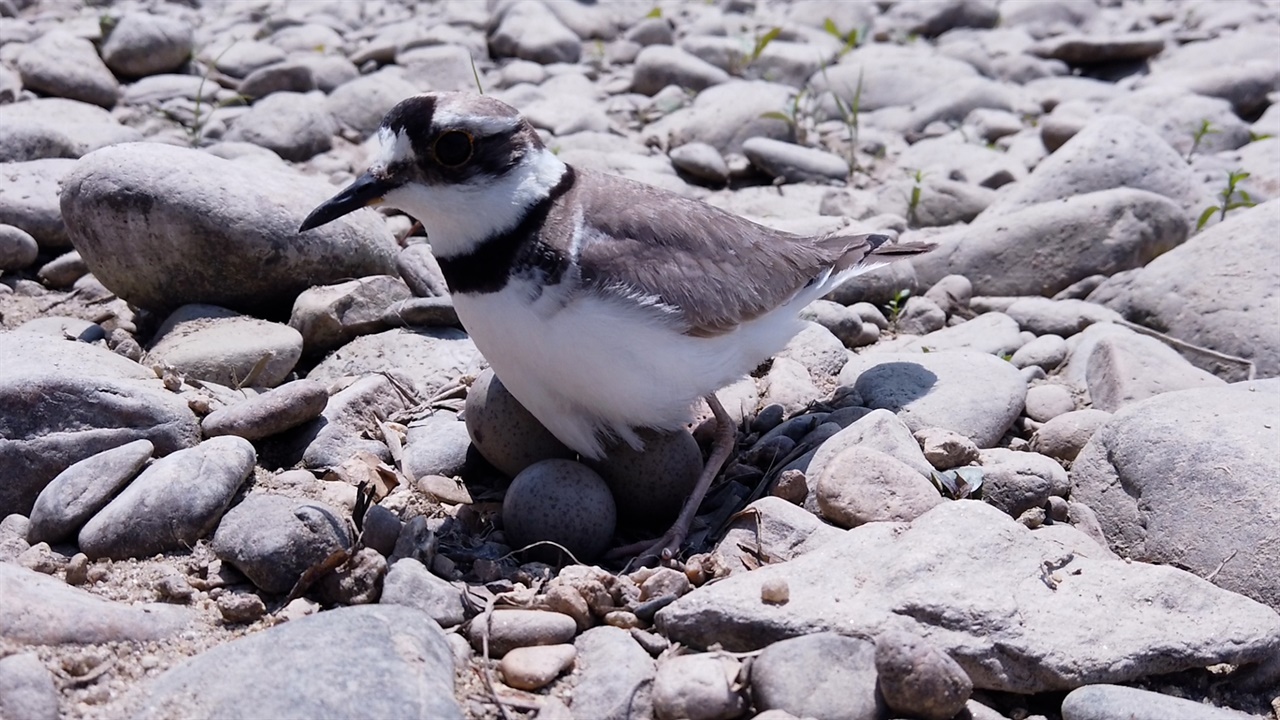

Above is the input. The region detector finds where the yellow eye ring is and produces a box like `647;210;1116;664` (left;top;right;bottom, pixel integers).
433;130;474;167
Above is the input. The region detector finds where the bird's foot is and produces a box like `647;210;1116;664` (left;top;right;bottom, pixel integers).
605;524;691;569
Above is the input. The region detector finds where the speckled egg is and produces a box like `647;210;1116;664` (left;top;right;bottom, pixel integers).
588;428;702;527
502;459;617;564
465;368;573;477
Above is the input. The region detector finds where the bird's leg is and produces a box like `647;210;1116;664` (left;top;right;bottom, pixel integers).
608;393;737;567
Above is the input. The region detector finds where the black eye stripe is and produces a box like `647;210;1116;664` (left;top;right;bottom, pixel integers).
434;131;473;167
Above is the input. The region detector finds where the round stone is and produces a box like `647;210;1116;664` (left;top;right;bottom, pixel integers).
465;368;573;478
587;428;701;527
502;460;616;564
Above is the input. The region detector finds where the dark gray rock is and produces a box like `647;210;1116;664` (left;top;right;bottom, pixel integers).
979;448;1069;518
0;563;191;644
27;439;153;545
0;334;199;518
238;61;317;99
79;436;255;560
751;633;883;720
134;605;461;720
61;142;398;316
212;494;352;595
1071;380;1280;610
656;501;1280;694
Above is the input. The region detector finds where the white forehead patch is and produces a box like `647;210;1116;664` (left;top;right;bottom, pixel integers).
374;126;414;167
433;107;520;136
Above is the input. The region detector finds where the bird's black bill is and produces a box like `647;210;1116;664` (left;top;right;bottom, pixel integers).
298;172;395;232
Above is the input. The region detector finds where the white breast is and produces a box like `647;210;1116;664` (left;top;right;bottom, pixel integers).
454;279;809;460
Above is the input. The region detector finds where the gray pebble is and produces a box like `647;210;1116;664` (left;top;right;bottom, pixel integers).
36;250;87;288
465;368;573;477
0;653;58;720
1024;383;1076;422
212;494;352;595
317;547;386;606
27;439;153;545
503;459;616;564
134;605;460;720
78;436;255;560
874;629;972;720
751;633;883;720
467;609;578;658
0;223;38;271
201;379;329;440
571;626;656;720
381;558;465;627
652;653;745;720
361;503;401;556
1030;408;1111;462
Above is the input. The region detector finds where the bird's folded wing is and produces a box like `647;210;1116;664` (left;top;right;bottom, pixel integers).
567;170;872;337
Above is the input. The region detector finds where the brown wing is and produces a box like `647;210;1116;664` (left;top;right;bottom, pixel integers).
563;169;927;336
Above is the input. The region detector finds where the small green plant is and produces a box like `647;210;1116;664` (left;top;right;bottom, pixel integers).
886;289;911;324
760;88;811;145
645;6;662;18
825;67;864;177
469;53;485;94
1249;130;1274;142
907;169;926;226
168;42;239;147
1186;119;1219;162
750;27;782;63
1196;169;1256;230
821;18;863;56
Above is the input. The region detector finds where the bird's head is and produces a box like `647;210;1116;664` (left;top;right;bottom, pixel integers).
299;92;566;257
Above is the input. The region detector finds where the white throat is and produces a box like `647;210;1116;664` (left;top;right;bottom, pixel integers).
382;146;567;258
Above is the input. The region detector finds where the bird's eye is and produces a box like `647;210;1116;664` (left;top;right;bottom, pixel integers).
433;131;473;167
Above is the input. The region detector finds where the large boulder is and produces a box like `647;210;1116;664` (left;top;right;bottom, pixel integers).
656;501;1280;694
1071;380;1280;610
0;334;199;517
60;143;399;317
1088;200;1280;379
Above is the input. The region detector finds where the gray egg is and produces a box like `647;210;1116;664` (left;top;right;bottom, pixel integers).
588;428;701;526
503;459;617;564
465;368;573;477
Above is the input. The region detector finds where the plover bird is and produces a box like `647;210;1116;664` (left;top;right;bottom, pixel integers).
301;92;932;563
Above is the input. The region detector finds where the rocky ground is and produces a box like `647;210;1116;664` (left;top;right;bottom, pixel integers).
1;0;1279;719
